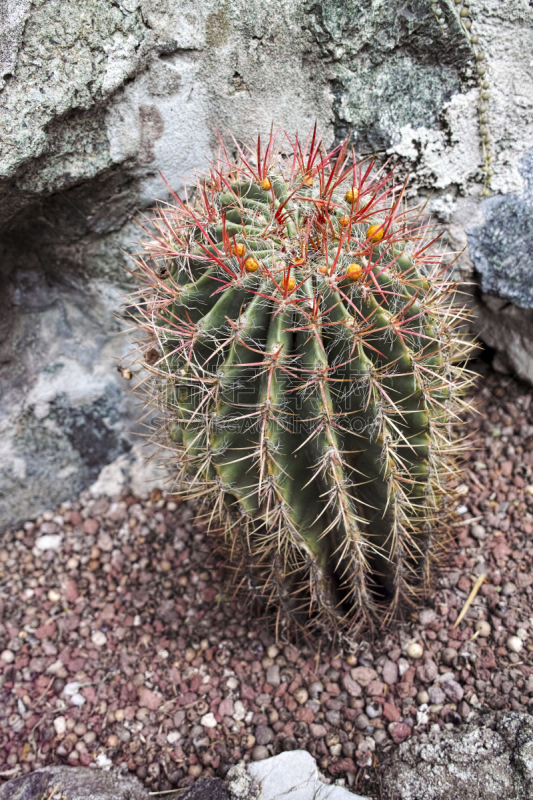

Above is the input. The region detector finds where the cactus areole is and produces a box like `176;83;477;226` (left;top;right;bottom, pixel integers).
129;129;471;635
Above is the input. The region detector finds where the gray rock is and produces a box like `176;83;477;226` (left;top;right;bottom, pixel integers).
227;750;370;800
0;768;227;800
0;765;149;800
471;293;533;384
468;150;533;309
380;711;533;800
466;148;533;383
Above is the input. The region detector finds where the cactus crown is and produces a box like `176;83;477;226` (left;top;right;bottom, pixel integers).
128;128;473;636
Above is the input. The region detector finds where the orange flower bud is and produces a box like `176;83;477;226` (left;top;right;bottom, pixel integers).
232;243;246;258
346;263;363;281
260;178;272;191
244;257;259;273
345;188;358;204
339;215;350;228
367;224;384;242
283;275;296;292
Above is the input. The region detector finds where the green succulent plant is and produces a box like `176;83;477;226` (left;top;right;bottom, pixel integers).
128;129;473;635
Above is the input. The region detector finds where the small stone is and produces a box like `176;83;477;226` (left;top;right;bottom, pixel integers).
382;660;399;685
252;745;270;761
500;460;513;477
428;686;446;704
326;710;341;727
138;687;161;710
83;518;99;536
294;687;308;705
366;701;382;719
442;680;464;703
310;723;327;738
167;731;181;744
54;716;67;736
417;690;430;705
91;631;107;647
419;609;436;626
35;534;62;551
442;647;458;666
71;693;86;707
255;725;274;745
471;524;486;539
342;673;362;697
507;635;523;653
96;753;113;769
389;722;411;743
398;658;410;677
266;664;280;686
1;650;14;664
48;589;61;603
355;713;370;730
350;666;378;686
407;642;423;659
200;712;217;728
383;702;402;722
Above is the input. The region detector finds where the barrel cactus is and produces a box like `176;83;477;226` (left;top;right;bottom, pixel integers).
128;129;472;635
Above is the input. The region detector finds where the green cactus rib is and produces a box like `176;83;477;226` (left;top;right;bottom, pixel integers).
129;130;474;634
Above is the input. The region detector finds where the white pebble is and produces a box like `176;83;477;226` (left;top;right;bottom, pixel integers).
34;534;62;552
96;753;113;770
226;676;239;690
48;589;61;603
1;650;14;664
54;716;66;736
91;631;107;647
507;635;523;653
407;642;424;659
475;620;491;638
200;712;217;728
167;731;181;744
71;693;86;707
517;628;528;641
64;681;80;696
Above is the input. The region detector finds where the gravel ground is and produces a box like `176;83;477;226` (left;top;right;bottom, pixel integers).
1;368;533;798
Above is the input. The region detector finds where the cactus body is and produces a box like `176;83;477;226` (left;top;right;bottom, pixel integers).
130;131;472;634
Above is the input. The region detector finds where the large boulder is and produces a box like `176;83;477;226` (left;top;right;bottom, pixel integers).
380;711;533;800
468;149;533;381
0;767;227;800
0;765;150;800
1;0;532;526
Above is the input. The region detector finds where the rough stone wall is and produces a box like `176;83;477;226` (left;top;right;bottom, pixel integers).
1;0;532;527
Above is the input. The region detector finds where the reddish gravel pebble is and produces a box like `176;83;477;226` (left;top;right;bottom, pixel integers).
388;722;412;744
0;370;532;798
